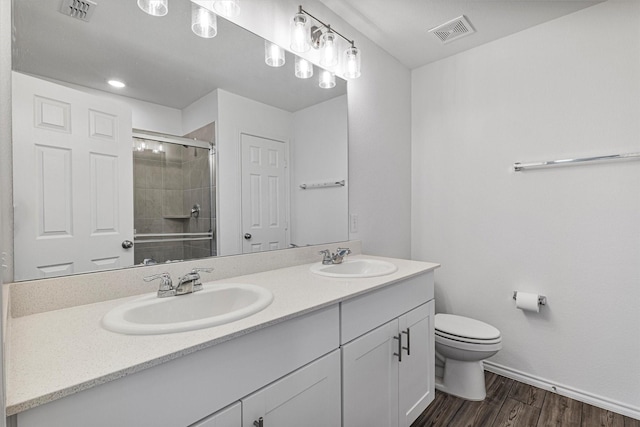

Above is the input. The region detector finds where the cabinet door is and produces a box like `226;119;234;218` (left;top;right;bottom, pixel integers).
241;350;341;427
342;319;400;427
189;402;241;427
398;301;435;427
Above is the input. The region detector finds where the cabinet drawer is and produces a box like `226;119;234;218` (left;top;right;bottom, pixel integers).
340;272;433;344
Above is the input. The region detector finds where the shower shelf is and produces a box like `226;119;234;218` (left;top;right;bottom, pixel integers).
163;215;191;219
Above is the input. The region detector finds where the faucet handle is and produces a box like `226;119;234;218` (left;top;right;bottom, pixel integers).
144;273;173;291
336;247;351;255
190;267;213;275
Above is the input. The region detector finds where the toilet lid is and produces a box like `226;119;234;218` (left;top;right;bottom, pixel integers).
435;314;500;341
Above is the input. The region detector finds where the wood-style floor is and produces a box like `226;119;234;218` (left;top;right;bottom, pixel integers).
411;372;640;427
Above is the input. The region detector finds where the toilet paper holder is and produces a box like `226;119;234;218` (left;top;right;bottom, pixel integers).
512;291;547;306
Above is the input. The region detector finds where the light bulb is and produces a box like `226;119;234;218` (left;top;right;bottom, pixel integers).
265;41;285;67
290;13;310;53
343;46;361;79
320;31;338;67
295;57;313;79
192;4;217;38
319;70;335;89
213;0;240;18
137;0;168;17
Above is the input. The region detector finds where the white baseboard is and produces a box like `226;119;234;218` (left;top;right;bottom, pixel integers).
483;361;640;421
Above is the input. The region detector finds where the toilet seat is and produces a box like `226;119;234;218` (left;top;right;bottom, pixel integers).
435;314;501;345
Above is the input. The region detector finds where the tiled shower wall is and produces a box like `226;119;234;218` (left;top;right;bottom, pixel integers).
133;123;215;264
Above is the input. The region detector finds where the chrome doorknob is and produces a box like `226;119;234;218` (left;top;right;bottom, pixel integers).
122;240;134;249
244;233;252;240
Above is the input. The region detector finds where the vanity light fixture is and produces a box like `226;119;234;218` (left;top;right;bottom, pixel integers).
265;41;285;67
318;70;335;89
291;5;361;80
137;0;168;17
107;79;126;88
192;3;218;38
212;0;240;18
295;56;313;79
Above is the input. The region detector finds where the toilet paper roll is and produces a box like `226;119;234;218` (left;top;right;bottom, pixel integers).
515;292;540;313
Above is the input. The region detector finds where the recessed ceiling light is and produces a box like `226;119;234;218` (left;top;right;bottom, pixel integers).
108;79;126;88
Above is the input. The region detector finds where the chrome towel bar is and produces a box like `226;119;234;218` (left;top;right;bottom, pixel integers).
299;179;345;189
514;152;640;171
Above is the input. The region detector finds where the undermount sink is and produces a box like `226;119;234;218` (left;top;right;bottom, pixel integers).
102;283;274;335
310;259;398;278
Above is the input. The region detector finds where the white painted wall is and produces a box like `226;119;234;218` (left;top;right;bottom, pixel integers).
212;0;413;258
291;95;348;246
412;0;640;415
216;89;293;255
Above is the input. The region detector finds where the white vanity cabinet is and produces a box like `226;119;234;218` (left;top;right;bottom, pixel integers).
241;350;341;427
341;272;435;427
189;403;241;427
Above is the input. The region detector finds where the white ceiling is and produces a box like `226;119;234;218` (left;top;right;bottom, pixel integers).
318;0;605;69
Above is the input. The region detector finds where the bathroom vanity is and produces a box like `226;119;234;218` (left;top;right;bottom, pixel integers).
6;252;438;427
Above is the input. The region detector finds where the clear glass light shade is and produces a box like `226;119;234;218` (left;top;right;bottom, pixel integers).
290;13;311;53
213;0;240;18
191;4;217;38
319;70;336;89
265;41;285;67
343;46;361;79
137;0;168;16
320;32;338;67
295;57;313;79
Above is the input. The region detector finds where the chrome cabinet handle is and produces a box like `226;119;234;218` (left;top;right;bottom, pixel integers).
253;417;264;427
244;233;252;240
121;240;134;249
402;328;411;356
393;334;402;362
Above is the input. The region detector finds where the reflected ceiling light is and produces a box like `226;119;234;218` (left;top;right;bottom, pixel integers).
319;70;335;89
192;3;217;38
295;56;313;79
265;41;285;67
107;79;126;88
291;5;362;80
213;0;240;18
137;0;168;17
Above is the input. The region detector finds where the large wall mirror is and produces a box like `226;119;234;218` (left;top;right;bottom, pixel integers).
11;0;348;281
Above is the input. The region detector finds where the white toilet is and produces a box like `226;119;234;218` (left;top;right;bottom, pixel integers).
434;313;502;401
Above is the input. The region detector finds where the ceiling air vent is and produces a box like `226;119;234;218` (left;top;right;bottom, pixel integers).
428;15;475;44
59;0;97;22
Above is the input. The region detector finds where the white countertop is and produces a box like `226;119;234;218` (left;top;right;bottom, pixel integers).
6;255;439;416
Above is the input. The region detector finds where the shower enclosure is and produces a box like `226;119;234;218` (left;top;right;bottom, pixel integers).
132;128;216;265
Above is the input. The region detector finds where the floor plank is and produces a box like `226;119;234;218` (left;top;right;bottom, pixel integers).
411;391;465;427
537;393;583;427
447;373;516;427
579;404;626;427
624;416;640;427
493;397;541;427
509;381;547;409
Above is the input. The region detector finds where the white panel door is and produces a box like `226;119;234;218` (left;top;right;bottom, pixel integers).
398;301;435;427
342;320;400;427
189;402;241;427
241;350;341;427
240;133;288;254
12;73;134;280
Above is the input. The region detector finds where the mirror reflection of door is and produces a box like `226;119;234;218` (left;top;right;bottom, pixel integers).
12;73;134;281
241;133;289;253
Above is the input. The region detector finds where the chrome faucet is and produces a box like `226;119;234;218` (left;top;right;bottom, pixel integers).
332;247;351;264
144;272;175;298
319;247;351;265
319;249;333;265
144;268;213;298
175;268;213;295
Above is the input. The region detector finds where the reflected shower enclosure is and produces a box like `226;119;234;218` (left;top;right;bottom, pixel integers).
132;129;215;265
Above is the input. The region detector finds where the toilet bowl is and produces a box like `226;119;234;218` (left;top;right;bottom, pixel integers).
434;313;502;401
